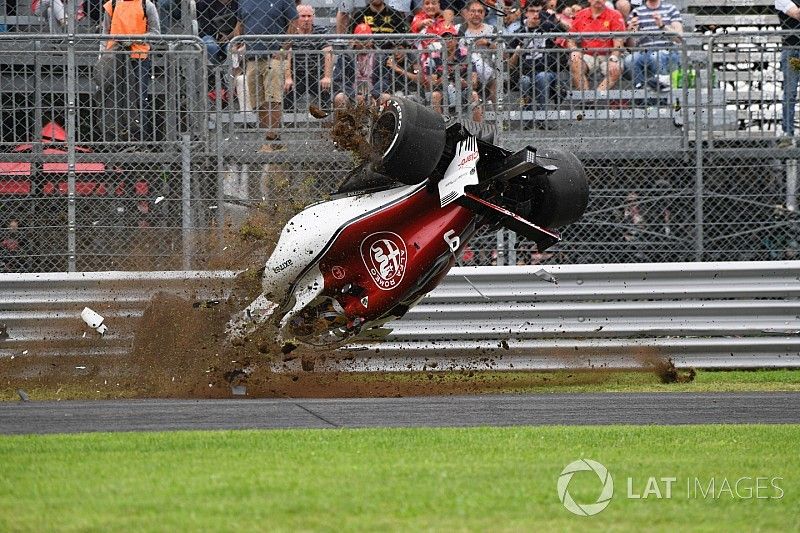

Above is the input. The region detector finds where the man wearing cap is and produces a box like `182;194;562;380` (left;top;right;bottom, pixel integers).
236;0;297;147
567;0;625;91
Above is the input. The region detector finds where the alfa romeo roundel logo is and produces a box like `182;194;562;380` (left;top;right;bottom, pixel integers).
331;265;346;279
360;231;407;291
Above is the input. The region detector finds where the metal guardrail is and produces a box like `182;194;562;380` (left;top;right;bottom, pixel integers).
1;262;799;369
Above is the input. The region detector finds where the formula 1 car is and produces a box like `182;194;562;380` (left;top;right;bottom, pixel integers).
226;97;589;351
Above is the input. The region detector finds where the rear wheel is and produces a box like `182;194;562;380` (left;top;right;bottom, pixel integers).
526;149;589;228
371;97;446;185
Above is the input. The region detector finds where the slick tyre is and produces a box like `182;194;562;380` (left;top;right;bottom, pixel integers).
529;149;589;228
371;97;446;184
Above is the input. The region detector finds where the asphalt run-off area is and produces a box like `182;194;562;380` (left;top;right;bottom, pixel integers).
3;392;800;434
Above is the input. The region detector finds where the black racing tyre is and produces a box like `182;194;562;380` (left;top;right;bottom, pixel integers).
528;148;589;228
371;97;446;185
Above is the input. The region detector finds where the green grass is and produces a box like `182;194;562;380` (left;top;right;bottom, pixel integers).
344;368;800;393
0;425;797;531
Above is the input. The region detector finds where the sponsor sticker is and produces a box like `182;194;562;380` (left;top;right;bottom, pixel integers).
331;265;346;279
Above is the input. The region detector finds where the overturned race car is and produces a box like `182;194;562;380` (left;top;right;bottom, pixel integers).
226;97;589;352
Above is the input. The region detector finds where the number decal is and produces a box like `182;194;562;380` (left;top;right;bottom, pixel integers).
444;229;460;252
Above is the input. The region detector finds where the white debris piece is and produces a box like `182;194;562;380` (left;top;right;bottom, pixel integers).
81;307;108;336
154;196;165;204
534;268;558;284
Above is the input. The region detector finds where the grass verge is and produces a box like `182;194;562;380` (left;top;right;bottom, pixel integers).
4;368;800;401
0;425;796;531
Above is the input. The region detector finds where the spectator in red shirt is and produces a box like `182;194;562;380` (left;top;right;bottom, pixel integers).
411;0;447;34
566;0;625;91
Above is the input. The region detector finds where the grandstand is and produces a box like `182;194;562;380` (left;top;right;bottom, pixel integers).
0;0;789;149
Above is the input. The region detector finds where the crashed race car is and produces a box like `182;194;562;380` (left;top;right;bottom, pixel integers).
227;97;589;351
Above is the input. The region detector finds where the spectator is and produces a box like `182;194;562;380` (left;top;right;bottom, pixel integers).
35;0;85;33
285;4;333;111
776;0;800;139
101;0;160;143
440;0;464;26
349;0;408;35
410;0;447;34
337;0;412;33
385;41;426;101
411;0;450;75
333;23;389;108
236;0;297;148
501;2;524;34
622;191;647;261
0;218;29;273
336;0;364;33
627;0;682;90
227;43;252;112
428;26;482;121
196;0;238;64
456;0;498;104
567;0;625;91
508;0;563;129
615;0;640;20
558;4;576;27
338;0;406;107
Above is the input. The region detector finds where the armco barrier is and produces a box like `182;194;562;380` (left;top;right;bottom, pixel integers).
0;262;799;369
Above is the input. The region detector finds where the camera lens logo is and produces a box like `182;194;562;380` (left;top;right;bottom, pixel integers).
557;459;614;516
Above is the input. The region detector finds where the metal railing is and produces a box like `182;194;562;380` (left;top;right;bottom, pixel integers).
1;261;798;370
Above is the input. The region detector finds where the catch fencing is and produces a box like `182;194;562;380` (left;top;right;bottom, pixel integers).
0;262;798;370
0;30;799;272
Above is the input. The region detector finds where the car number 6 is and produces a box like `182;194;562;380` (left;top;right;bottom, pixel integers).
444;229;460;252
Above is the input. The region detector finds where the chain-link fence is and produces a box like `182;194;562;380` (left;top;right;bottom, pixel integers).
1;18;800;271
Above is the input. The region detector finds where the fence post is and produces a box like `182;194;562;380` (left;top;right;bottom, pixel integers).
496;228;505;266
214;65;225;245
66;33;78;272
694;56;704;261
507;229;516;266
181;133;194;269
680;42;690;151
494;39;506;140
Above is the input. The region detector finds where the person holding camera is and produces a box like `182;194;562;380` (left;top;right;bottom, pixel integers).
626;0;682;90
